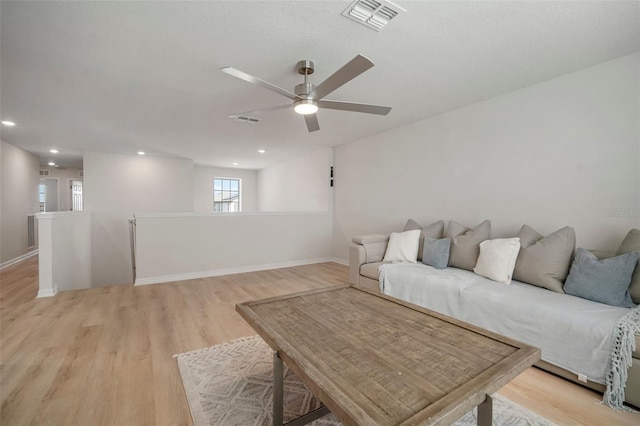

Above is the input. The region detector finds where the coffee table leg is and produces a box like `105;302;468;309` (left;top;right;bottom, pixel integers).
273;351;284;426
477;395;492;426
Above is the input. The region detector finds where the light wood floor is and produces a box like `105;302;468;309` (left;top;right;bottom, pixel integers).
1;256;638;425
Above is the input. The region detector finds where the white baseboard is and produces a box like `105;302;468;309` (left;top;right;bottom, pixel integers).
134;257;343;286
1;249;39;270
37;285;58;298
329;257;349;266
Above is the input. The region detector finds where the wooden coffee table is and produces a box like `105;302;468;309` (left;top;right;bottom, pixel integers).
236;285;540;426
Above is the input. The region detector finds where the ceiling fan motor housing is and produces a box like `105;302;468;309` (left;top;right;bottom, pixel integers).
295;83;315;98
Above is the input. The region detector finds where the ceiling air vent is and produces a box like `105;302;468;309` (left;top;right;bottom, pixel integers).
39;170;50;176
232;116;260;124
342;0;405;31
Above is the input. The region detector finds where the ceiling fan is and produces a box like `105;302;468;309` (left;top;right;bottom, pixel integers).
220;54;391;132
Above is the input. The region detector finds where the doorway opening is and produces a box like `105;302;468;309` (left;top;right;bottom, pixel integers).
39;178;59;212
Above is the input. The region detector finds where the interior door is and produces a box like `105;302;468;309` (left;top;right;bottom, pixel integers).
71;180;83;211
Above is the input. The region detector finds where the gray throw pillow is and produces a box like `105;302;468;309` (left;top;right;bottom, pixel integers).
564;248;638;308
422;238;451;269
615;229;640;304
512;225;575;293
403;219;445;261
444;220;491;271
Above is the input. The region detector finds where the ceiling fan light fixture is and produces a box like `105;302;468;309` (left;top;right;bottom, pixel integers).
294;99;318;115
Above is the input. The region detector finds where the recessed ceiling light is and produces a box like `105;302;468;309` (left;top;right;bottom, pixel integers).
49;149;59;154
1;120;16;126
137;151;145;155
48;162;55;166
257;149;266;154
232;162;239;166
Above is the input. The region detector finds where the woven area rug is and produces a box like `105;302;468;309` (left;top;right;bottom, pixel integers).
175;335;555;426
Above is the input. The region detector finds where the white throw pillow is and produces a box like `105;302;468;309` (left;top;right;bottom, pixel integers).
473;238;521;284
383;230;421;263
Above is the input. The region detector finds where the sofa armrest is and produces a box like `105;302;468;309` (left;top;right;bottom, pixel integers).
349;234;390;284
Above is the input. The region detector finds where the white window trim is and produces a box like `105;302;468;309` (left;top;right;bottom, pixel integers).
213;177;242;213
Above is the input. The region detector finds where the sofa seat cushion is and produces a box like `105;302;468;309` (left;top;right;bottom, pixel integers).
379;263;634;385
360;261;388;281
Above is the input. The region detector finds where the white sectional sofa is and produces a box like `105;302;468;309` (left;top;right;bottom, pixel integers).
349;221;640;409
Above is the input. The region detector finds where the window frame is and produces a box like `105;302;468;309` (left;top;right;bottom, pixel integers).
213;177;242;213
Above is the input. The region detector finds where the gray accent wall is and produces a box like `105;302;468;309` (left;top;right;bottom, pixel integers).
0;140;39;264
332;53;640;261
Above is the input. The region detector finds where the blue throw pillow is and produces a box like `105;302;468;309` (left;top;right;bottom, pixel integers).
564;248;638;308
422;238;450;269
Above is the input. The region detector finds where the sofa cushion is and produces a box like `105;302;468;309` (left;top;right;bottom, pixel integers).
473;238;521;284
444;220;491;271
616;229;640;304
564;248;638;308
513;225;575;293
383;230;421;263
422;238;450;269
403;219;445;261
360;261;387;280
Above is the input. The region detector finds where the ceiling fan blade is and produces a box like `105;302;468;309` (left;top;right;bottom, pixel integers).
228;104;291;118
220;67;299;100
304;113;320;132
318;100;391;115
309;55;374;100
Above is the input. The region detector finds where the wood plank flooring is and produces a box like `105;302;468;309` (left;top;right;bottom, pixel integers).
1;256;638;425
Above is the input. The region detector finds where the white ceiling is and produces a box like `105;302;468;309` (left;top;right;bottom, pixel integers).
1;1;638;170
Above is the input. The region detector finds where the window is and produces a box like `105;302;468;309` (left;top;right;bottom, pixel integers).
39;184;46;212
213;178;241;212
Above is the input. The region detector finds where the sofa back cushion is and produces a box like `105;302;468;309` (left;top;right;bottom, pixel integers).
564;248;638;307
512;225;575;293
444;220;491;271
615;228;640;304
403;219;445;261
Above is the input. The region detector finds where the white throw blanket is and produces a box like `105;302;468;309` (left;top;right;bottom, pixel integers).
379;263;638;410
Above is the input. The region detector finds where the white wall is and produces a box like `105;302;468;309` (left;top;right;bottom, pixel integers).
84;151;194;286
134;212;333;285
332;53;640;261
193;166;257;212
39;166;83;212
258;148;332;212
0;140;39;265
36;211;91;297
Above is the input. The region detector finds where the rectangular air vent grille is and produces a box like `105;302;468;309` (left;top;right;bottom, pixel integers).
342;0;405;31
78;171;84;177
233;116;260;124
27;214;36;249
39;170;50;176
